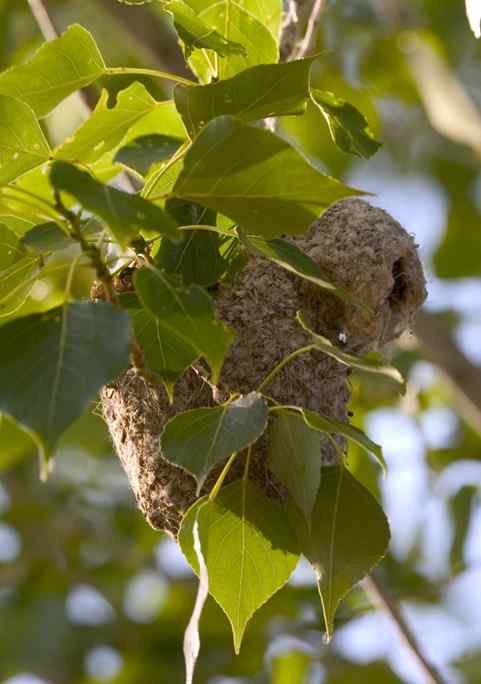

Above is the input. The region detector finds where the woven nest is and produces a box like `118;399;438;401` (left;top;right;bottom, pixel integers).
101;199;427;537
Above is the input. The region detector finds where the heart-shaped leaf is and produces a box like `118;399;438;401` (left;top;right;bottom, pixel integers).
161;392;268;490
0;25;105;117
293;466;390;640
0;302;130;459
174;116;361;238
179;480;300;652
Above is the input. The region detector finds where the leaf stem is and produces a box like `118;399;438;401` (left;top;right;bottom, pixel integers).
362;574;447;684
105;66;196;87
242;445;252;482
256;344;317;392
209;452;238;501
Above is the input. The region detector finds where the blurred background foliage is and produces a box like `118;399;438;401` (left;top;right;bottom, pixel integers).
1;1;481;683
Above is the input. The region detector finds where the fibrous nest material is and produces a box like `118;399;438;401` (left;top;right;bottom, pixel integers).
101;199;427;537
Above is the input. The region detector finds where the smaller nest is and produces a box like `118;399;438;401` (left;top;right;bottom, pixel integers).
101;199;427;536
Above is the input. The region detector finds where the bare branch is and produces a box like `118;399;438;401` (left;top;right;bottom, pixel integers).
294;0;326;59
414;309;481;436
362;574;447;684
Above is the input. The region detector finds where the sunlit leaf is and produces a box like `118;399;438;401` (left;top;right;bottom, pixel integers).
184;1;278;81
179;480;300;652
0;223;23;269
54;82;161;165
0;254;42;321
0;96;50;185
0;25;105;117
311;90;381;159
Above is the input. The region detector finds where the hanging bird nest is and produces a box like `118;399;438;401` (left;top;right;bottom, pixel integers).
101;199;427;537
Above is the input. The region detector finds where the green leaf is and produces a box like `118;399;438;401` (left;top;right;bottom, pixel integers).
122;99;187;143
449;485;476;572
296;312;405;390
166;0;247;60
54;82;162;165
143;156;185;200
174;116;361;238
134;266;235;384
240;232;353;302
0;302;130;459
174;57;317;137
0;414;36;471
0;223;23;269
0;254;42;321
188;2;277;81
155;201;226;287
268;412;321;525
161;392;268;490
115;134;183;176
0;96;51;185
155;229;225;287
433;201;481;278
301;408;386;474
184;0;282;40
272;650;312;684
295;466;390;640
130;307;198;401
311;90;381;159
21;222;72;254
270;404;386;474
50;161;179;248
179;480;300;652
0;25;105;118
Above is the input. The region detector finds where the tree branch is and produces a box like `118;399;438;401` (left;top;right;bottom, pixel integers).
294;0;326;59
362;575;446;684
414;309;481;436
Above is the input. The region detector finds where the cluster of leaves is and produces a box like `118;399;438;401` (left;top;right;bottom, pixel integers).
0;1;395;657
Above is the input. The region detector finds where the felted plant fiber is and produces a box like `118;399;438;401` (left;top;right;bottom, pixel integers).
101;199;427;536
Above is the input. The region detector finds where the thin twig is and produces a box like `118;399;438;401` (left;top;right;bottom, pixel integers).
362;575;446;684
294;0;326;59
